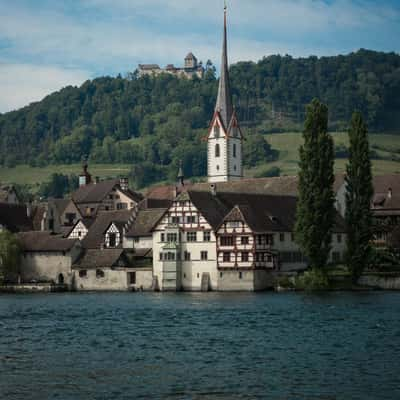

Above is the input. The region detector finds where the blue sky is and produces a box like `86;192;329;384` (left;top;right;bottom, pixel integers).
0;0;399;113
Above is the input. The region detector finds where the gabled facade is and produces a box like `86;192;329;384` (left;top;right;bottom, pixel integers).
207;5;243;183
152;191;220;291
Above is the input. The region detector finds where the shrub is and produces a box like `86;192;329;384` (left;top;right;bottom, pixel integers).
295;268;330;291
254;166;281;178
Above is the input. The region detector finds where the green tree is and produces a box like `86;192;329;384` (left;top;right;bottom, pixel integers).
0;231;21;284
345;112;374;283
295;99;336;271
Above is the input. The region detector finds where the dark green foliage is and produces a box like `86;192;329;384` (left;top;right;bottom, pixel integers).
0;231;21;284
295;99;336;270
38;173;79;199
295;268;330;291
0;49;399;188
254;166;281;178
345;112;374;283
243;133;278;167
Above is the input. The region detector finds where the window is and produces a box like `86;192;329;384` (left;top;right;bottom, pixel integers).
215;143;220;158
184;251;191;261
332;252;341;263
241;236;249;245
241;252;249;262
179;201;185;207
223;252;231;262
187;232;197;242
291;233;295;242
197;273;200;278
201;251;208;261
186;215;196;224
117;203;127;210
220;236;234;246
167;233;178;243
233;143;237;158
65;213;76;225
78;231;82;238
129;272;136;285
134;238;139;243
167;252;176;261
109;233;117;248
214;125;220;138
159;253;163;261
161;233;165;242
171;216;180;224
220;272;223;278
203;231;211;242
280;233;285;242
239;272;243;279
337;234;342;243
96;269;105;279
267;254;273;263
79;270;87;278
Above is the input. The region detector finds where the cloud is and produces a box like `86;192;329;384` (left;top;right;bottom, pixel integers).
0;63;89;113
0;0;398;112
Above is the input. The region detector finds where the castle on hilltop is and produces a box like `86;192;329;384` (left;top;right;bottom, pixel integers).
138;52;205;79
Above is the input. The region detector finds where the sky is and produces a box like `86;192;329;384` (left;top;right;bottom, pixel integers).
0;0;400;113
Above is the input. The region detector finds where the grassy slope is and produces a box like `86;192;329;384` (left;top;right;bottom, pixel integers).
247;132;400;177
0;133;399;188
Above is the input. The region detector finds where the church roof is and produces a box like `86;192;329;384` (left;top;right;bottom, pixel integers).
215;6;233;130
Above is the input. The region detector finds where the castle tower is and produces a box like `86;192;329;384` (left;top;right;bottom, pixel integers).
206;3;243;183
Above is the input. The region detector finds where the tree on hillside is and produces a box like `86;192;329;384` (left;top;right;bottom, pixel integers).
345;112;374;283
0;231;21;284
295;99;336;271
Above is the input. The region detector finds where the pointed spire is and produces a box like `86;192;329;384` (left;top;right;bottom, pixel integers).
215;1;233;130
177;160;184;187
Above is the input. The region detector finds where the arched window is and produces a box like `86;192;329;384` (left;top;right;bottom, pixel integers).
233;144;237;158
215;144;220;158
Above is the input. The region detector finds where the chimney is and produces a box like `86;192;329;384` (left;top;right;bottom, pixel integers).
388;188;393;199
210;184;217;196
120;177;129;192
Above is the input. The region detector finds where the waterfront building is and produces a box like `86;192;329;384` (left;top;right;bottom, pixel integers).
17;231;81;288
152;187;347;291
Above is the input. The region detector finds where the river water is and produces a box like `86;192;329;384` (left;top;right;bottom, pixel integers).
0;292;399;400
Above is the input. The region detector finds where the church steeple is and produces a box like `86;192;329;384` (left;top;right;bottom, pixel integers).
206;1;243;184
215;2;233;130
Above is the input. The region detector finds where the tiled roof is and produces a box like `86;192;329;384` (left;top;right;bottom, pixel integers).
71;179;143;205
0;203;33;232
18;231;78;252
186;190;346;234
126;208;167;237
49;198;70;215
72;179;120;203
82;210;133;249
74;248;128;269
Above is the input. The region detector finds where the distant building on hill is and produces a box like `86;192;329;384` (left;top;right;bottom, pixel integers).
138;52;204;79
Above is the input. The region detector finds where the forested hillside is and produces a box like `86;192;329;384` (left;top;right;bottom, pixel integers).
1;49;399;186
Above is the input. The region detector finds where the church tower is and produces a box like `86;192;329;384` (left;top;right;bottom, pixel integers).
207;3;243;183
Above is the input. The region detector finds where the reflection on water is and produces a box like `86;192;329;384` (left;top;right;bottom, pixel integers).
1;292;400;400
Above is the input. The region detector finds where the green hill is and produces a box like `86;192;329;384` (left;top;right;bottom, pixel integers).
0;49;400;188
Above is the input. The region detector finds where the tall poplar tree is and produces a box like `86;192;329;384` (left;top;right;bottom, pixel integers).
295;99;336;270
345;112;373;283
